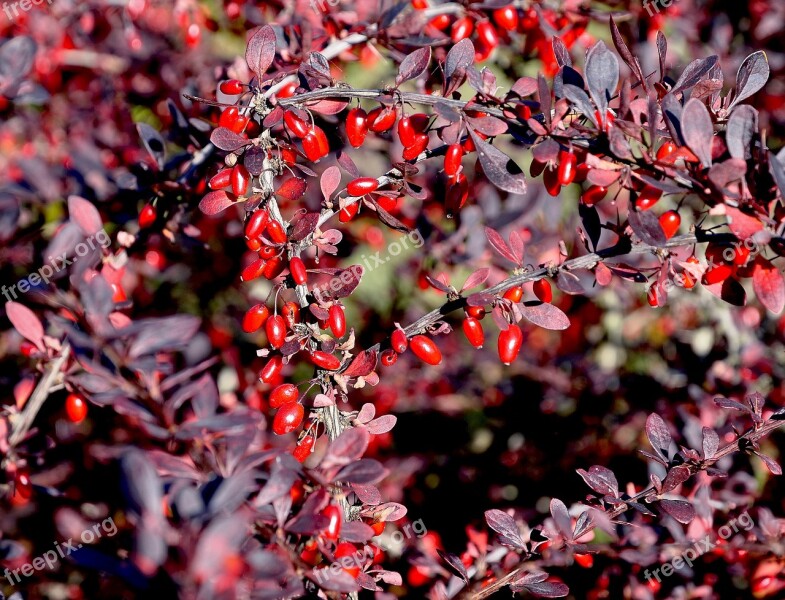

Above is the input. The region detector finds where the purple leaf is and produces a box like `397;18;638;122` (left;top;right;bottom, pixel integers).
485;227;518;264
461;268;490;292
753;258;785;314
127;315;201;358
289;212;319;242
713;397;749;412
576;466;618;497
585;41;619;124
366;415;396;435
6;301;45;351
325;427;370;466
757;453;782;476
646;413;672;460
682;98;714;167
726;105;758;160
670;56;718;95
470;131;526;195
702;427;719;459
510;76;538;98
67;195;103;236
438;551;468;583
137;123;166;169
730;50;769;109
661;465;691;494
210;127;250;152
396;47;431;86
628;206;667;246
550;499;573;540
520;303;570;330
340;521;375;543
444;39;474;95
484;509;526;548
246;25;277;78
336;459;387;484
659;499;695;524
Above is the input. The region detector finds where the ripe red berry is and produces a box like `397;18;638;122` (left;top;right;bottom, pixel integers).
462;317;484;348
391;329;408;353
659;210;681;239
258;245;278;259
245;209;270;239
277;81;297;99
543;165;561;196
266;315;286;349
405;133;430;161
581;185;608;206
428;14;451;31
65;393;88;423
410;335;442;365
368;106;396;133
476;20;500;49
270;383;298;408
557;149;577;186
703;263;733;285
209;168;232;190
241;258;267;282
493;5;518;30
444;144;463;176
635;185;662;210
574;553;594;568
533;279;553;303
260;355;283;383
284;110;310;138
302;127;329;161
656;140;676;160
346;107;368;148
339;201;360;222
14;470;32;499
293;435;314;463
220;79;244;95
242;303;269;333
498;324;523;365
139;204;156;228
310;351;341;370
733;245;751;266
329;305;346;338
272;402;304;435
289;257;307;285
381;349;398;367
451;16;474;42
347;177;379;197
282;301;300;325
466;305;486;320
263;255;286;279
503;286;523;303
219;106;239;129
231;164;251;196
230;114;250;134
397;116;417;148
266;220;288;244
322;505;342;540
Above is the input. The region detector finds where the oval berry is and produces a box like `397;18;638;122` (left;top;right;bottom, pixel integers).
260;355;283;383
368;106;396;133
543;165;561;196
466;305;486;320
139;204;156;228
451;16;474;42
245;209;270;240
242;303;269;333
273;402;304;435
346;107;368;148
703;263;733;285
635;185;662;211
219;106;239;129
498;324;523;365
397;116;416;148
266;315;286;349
263;255;286;279
209;168;232;190
289;257;307;285
14;470;32;499
339;201;360;222
231;164;251;196
391;329;408;353
322;505;342;540
282;301;300;325
220;79;243;95
410;335;442;365
293;436;314;462
381;349;398;367
493;6;518;30
462;317;484;348
258;244;278;259
581;185;607;206
284;110;310;138
557;149;577;186
310;351;341;370
302;127;329;161
65;393;88;423
656;140;676;160
659;210;681;239
270;383;298;408
329;305;346;338
533;279;552;303
347;177;379;197
503;286;523;303
266;220;288;244
444;144;463;176
402;132;429;160
476;20;499;49
241;258;267;282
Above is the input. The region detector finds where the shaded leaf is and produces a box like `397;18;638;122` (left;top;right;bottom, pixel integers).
682;99;714;167
246;25;277;78
730;51;769;109
470;131;526;195
585;41;619;123
6;302;45;351
646;413;672;460
137;123;166;169
438;551;468;583
659;499;695;524
520;303;570;330
210;127;250;152
485;227;518;264
396;47;431;85
68;195;103;236
289;212;319;242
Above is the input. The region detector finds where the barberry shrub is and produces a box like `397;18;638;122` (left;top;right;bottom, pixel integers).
2;1;785;598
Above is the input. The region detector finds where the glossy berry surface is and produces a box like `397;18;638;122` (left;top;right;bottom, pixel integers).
410;335;442;365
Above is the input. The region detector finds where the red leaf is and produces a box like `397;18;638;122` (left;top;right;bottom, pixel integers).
276;177;307;201
6;302;45;351
485;227;518;264
753;259;785;314
320;166;342;200
461;268;490;292
199;190;235;215
67;195;103;236
342;350;378;378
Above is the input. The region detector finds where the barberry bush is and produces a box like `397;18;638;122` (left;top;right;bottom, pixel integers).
2;0;785;598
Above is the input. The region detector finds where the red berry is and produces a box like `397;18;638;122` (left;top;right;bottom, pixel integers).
219;106;239;129
242;303;269;333
14;470;32;499
289;257;307;285
397;116;416;148
270;383;298;408
381;349;398;367
230;114;250;134
220;79;244;95
293;436;314;462
557;149;577;186
498;324;523;365
733;245;751;266
493;6;518;30
266;315;286;349
411;0;427;8
65;393;88;423
533;279;552;303
451;16;474;42
466;305;486;320
266;220;288;244
322;505;342;540
310;351;341;370
231;164;251;196
703;263;733;285
347;177;379;197
260;355;283;383
410;335;442;365
656;140;676;160
329;305;346;338
277;81;297;99
402;132;429;160
284;110;310;138
371;521;385;536
476;20;500;49
339;201;360;222
139;204;156;228
543;165;561;196
574;553;594;568
302;127;329;161
273;402;304;435
282;301;300;325
462;317;484;348
446;173;469;216
245;209;270;239
428;14;451;31
368;106;396;133
209;168;232;190
346;107;368;148
241;258;267;282
391;329;408;353
263;255;286;279
581;185;607;206
635;185;662;210
258;245;278;259
659;210;681;239
444;144;463;176
503;286;523;303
